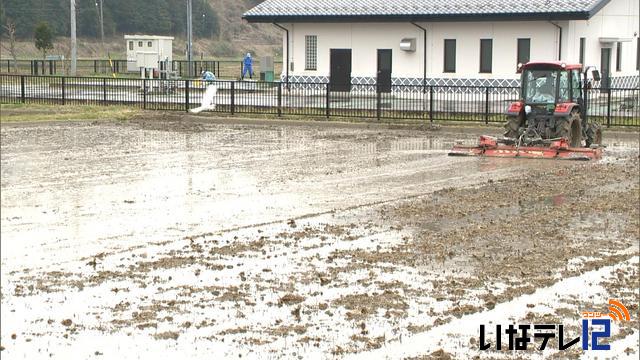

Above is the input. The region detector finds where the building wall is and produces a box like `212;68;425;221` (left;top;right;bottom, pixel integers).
283;21;557;86
279;0;638;87
288;21;557;78
565;0;639;87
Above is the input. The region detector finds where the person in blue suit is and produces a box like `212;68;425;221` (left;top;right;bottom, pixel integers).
201;70;216;82
241;52;253;80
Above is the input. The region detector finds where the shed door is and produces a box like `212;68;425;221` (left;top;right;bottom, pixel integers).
330;49;352;91
377;49;392;93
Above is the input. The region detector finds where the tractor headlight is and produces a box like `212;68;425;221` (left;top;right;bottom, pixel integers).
525;105;532;114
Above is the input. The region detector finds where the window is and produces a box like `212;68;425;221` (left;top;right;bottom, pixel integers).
579;37;585;65
138;41;143;47
523;70;557;104
517;38;531;66
444;39;456;73
616;42;622;71
558;70;570;102
479;39;493;73
571;69;582;101
148;41;153;48
305;35;317;70
129;41;133;51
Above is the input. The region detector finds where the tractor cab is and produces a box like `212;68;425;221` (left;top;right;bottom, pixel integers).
517;61;584;111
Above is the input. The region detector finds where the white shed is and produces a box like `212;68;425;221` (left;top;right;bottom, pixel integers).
124;35;174;72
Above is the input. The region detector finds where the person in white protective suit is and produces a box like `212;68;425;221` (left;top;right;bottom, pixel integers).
189;71;218;113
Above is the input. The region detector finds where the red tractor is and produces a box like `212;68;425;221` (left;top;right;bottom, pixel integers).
451;61;603;160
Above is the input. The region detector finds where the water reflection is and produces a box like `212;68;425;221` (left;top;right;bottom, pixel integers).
1;121;637;273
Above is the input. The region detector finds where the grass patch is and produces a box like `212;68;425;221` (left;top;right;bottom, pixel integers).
0;103;143;123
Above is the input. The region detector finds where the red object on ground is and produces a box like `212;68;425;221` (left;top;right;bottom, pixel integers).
449;136;602;161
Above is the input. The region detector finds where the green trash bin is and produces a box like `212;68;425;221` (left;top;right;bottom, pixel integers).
260;56;275;83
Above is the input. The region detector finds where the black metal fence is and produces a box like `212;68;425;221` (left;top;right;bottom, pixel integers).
1;74;638;126
0;59;282;79
1;59;129;76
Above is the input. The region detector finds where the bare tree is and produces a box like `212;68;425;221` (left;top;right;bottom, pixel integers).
2;20;18;73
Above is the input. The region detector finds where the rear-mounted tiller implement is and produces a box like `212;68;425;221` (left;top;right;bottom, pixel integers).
449;135;602;161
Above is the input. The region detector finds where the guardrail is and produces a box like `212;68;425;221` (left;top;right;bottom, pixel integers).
0;74;637;126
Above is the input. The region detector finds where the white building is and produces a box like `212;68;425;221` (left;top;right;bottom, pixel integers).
124;35;174;72
244;0;639;89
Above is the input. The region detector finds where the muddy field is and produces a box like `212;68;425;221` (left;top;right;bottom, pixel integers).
1;115;639;359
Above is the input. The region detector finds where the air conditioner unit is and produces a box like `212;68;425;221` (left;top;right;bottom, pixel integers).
400;38;416;52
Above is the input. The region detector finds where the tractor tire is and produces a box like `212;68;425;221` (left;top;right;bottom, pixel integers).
556;110;583;147
586;122;603;147
504;115;522;138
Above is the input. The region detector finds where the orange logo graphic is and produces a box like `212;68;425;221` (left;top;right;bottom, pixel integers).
608;299;630;322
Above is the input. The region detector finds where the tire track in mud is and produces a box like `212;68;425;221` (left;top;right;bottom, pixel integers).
9;156;539;273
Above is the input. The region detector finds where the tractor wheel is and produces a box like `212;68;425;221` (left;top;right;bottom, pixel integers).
504;115;522;138
556;110;583;147
586;122;603;147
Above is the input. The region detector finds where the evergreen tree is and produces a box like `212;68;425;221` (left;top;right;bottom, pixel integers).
34;21;54;59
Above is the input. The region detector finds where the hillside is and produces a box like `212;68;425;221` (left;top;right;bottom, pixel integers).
0;0;280;59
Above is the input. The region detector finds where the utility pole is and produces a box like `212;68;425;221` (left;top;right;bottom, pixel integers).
187;0;193;77
70;0;77;75
97;0;105;54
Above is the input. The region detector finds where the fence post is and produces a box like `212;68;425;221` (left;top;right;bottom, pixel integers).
231;81;235;115
103;78;107;104
583;86;589;126
61;76;66;105
606;88;611;128
277;82;282;117
376;88;382;121
20;75;25;103
185;79;190;112
429;85;434;123
143;79;147;110
484;87;490;124
94;60;97;74
325;83;330;118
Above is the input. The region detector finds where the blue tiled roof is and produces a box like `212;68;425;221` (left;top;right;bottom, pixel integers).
243;0;610;22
